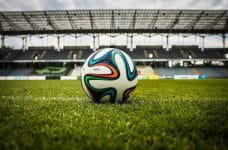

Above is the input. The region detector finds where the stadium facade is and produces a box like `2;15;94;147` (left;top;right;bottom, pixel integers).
0;9;228;79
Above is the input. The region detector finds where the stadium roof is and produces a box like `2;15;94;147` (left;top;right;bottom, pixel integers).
0;9;227;35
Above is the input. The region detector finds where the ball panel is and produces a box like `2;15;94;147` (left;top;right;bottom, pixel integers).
81;76;93;100
88;49;113;66
81;48;138;103
84;75;117;102
93;48;112;60
88;52;137;102
83;65;112;75
120;52;137;81
122;85;137;103
122;52;135;73
87;63;119;79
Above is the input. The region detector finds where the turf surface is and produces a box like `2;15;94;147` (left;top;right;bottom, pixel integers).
0;80;228;150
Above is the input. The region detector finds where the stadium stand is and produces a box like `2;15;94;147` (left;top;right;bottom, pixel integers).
73;46;93;59
17;50;37;60
0;48;11;59
69;66;82;77
154;68;196;76
156;50;173;59
8;68;33;76
28;46;55;51
136;45;162;59
169;48;187;59
100;45;128;50
81;50;93;59
204;49;224;59
171;45;201;59
2;50;22;60
137;66;159;79
195;67;228;78
27;46;54;60
1;45;228;79
1;46;228;61
0;68;13;76
0;9;227;80
53;50;70;60
63;46;84;59
41;50;57;60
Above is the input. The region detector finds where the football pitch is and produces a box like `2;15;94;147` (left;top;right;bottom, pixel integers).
0;80;228;150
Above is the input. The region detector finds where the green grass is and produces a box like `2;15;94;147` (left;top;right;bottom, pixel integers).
0;80;228;150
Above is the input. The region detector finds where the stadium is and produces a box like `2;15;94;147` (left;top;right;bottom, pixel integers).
0;7;228;150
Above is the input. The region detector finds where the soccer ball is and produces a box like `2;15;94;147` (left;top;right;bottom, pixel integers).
81;48;138;103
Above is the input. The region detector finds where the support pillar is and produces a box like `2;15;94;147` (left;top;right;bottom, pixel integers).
97;34;100;49
168;60;172;67
130;35;133;51
180;60;183;67
93;35;96;51
22;37;26;51
57;36;60;51
222;34;226;49
166;35;169;51
29;35;32;47
74;34;78;45
46;35;48;46
25;36;28;50
126;34;129;48
201;35;205;51
1;35;5;48
149;34;152;45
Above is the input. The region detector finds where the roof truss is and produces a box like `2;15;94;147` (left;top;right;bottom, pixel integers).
0;9;227;35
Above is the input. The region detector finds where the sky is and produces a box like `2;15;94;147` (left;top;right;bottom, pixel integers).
0;0;228;10
0;0;227;49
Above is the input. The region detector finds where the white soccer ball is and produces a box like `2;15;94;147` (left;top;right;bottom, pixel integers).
81;48;138;103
